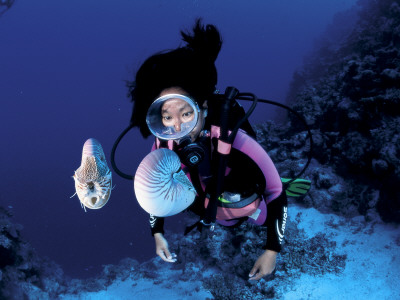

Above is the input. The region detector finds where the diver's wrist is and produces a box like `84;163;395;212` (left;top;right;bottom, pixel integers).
154;232;164;239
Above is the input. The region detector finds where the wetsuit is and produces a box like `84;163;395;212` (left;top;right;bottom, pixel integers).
149;128;288;253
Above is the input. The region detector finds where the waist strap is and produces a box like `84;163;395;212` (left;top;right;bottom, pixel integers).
207;192;259;208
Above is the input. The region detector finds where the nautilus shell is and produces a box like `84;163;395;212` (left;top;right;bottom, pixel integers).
72;138;112;211
134;149;196;217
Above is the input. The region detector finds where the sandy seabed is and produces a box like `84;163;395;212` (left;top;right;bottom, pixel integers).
58;204;400;300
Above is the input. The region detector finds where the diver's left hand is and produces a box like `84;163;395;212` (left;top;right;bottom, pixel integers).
248;249;277;281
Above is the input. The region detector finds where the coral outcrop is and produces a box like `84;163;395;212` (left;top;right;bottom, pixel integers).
0;207;67;299
263;0;400;222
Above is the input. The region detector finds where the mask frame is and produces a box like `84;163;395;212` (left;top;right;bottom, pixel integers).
146;94;200;141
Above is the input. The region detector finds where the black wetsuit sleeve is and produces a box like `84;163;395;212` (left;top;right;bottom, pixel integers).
149;141;166;236
263;192;288;253
149;214;165;236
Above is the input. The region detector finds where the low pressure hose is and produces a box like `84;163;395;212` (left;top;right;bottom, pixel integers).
110;124;135;180
236;95;314;186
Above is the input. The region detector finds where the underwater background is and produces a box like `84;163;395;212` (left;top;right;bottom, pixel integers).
1;0;399;299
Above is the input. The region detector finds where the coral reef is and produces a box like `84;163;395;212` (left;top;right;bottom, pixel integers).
0;206;347;299
256;122;382;222
0;207;67;299
262;0;400;222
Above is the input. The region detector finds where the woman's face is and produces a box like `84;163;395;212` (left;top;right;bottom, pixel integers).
159;87;207;142
161;98;195;132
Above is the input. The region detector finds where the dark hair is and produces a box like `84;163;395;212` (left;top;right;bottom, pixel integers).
129;19;223;138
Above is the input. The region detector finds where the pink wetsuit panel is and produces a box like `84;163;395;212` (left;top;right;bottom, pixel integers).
210;126;282;203
232;130;282;203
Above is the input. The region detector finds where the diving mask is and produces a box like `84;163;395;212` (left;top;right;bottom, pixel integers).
146;94;200;141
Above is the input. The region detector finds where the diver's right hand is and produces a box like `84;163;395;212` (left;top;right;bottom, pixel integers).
154;233;177;263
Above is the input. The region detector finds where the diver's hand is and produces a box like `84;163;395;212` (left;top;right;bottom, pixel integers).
249;249;277;281
154;233;177;263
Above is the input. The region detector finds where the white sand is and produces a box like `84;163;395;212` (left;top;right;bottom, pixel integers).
283;205;400;300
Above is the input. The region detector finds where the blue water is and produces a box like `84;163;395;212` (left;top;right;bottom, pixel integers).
0;0;356;279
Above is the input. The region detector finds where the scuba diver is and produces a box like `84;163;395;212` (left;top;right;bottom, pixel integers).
124;19;290;281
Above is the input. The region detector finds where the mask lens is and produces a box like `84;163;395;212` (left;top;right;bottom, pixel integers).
146;94;200;140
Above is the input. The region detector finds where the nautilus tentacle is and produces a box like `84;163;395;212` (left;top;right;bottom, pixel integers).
134;149;196;217
72;138;112;211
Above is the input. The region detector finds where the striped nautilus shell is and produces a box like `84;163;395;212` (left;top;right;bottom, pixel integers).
134;149;196;217
72;138;112;211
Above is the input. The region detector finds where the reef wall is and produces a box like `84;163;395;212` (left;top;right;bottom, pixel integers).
0;207;67;299
261;0;400;223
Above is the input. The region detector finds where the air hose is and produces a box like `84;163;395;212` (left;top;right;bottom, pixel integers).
235;94;314;186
